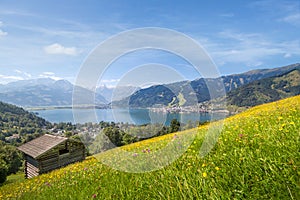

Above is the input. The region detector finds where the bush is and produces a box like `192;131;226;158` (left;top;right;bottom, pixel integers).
0;160;8;184
0;144;22;174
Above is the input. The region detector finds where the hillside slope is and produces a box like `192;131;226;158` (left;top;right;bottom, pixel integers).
114;63;300;107
1;95;299;199
227;68;300;107
0;101;51;144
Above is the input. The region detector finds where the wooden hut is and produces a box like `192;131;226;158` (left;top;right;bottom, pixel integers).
17;134;86;178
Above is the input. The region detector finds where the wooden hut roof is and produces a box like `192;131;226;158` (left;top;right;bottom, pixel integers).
17;134;68;159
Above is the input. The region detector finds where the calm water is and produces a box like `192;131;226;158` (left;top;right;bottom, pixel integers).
35;108;227;125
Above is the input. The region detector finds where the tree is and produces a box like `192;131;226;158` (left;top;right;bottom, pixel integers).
0;159;8;184
103;127;125;146
89;131;115;154
0;143;22;175
122;133;137;145
169;119;180;133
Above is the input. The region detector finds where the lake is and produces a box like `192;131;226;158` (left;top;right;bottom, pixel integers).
35;108;227;125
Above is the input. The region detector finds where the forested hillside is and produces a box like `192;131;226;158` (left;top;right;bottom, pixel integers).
0;101;51;144
113;63;300;108
227;68;300;107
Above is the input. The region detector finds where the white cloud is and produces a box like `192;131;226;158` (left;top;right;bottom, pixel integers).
14;69;32;78
100;79;120;83
219;13;235;18
218;30;261;42
98;79;120;88
39;72;63;80
0;21;7;37
42;72;55;76
0;9;37;17
0;70;64;84
284;53;292;58
250;0;300;26
44;43;78;56
24;72;31;78
0;74;24;84
14;69;22;73
0;69;32;85
0;30;7;37
280;13;300;26
208;30;300;67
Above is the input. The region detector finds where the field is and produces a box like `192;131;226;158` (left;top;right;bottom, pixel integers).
0;95;299;199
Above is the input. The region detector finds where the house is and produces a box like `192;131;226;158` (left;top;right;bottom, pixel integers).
17;134;86;178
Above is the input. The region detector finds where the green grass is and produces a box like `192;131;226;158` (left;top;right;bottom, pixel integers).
177;92;186;106
0;173;25;187
1;95;299;199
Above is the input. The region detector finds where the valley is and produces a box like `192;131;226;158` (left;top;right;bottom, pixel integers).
1;1;300;199
1;95;299;199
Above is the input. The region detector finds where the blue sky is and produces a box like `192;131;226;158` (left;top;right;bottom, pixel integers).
0;0;299;86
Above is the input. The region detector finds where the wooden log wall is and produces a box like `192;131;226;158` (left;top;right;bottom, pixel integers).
24;156;40;179
24;140;86;178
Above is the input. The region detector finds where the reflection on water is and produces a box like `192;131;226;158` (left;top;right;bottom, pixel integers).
36;108;227;125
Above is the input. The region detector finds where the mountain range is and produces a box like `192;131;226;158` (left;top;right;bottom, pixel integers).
226;67;300;107
96;85;140;102
0;63;299;108
0;78;107;107
0;78;140;107
114;63;300;108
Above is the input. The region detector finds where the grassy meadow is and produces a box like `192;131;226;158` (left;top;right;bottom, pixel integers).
0;95;299;199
